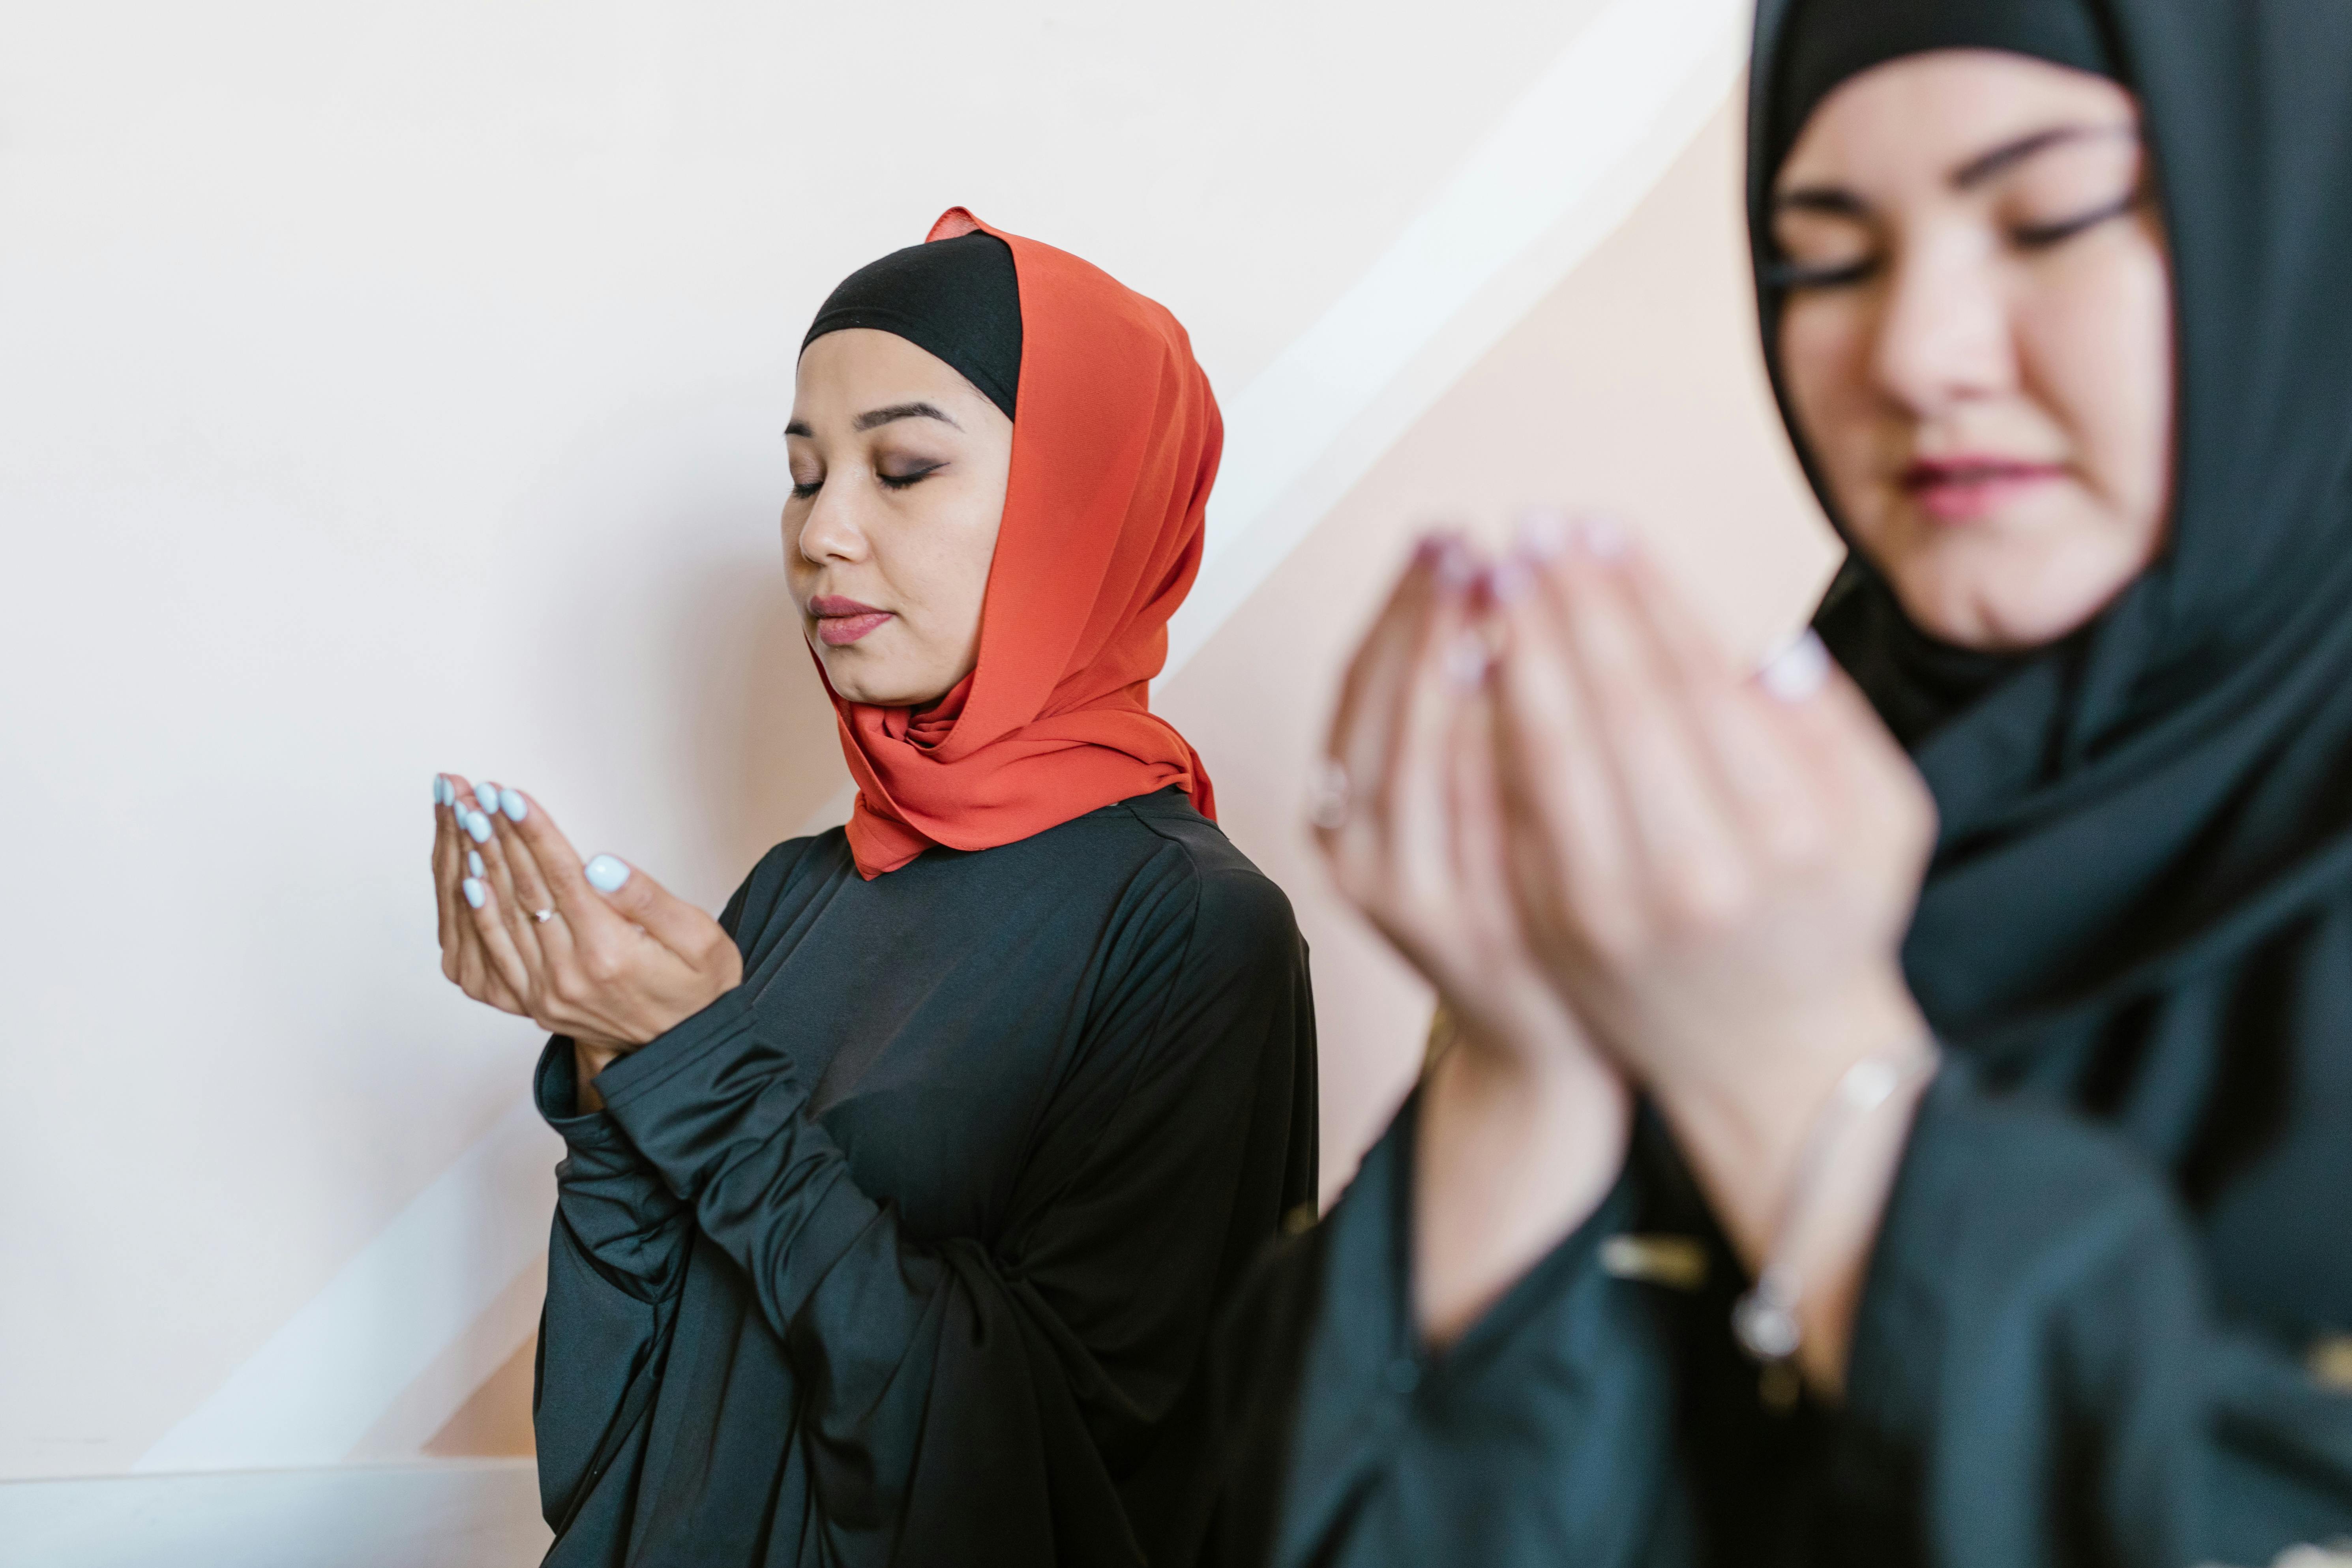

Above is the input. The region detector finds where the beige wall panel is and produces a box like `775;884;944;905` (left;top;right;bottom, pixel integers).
1161;98;1838;1191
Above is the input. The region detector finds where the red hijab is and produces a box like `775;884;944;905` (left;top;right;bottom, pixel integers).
817;209;1221;878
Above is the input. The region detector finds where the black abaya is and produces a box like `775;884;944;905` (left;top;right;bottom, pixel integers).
1196;2;2352;1563
532;788;1317;1567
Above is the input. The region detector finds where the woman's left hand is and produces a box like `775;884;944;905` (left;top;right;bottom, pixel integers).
443;781;743;1061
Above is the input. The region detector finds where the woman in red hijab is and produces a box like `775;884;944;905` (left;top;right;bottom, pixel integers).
427;210;1317;1568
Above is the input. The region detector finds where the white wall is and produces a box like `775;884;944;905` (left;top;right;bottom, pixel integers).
0;0;1812;1485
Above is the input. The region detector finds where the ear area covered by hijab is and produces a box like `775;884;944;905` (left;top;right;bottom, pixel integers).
821;207;1222;879
1747;0;2352;1053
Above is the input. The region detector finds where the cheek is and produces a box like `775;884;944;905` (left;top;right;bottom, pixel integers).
1779;300;1885;505
2024;246;2175;536
885;484;1003;639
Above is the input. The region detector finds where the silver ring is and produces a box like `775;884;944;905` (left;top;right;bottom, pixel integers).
531;907;558;924
1306;759;1352;831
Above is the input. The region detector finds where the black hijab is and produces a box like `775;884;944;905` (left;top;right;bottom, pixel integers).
1750;1;2352;1201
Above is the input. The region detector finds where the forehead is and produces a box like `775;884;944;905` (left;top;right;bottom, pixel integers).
793;328;988;414
1777;49;2137;191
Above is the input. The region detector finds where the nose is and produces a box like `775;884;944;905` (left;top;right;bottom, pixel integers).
1869;227;2015;418
792;479;869;569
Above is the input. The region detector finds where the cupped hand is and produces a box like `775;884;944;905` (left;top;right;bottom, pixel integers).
1314;534;1604;1077
431;776;742;1067
434;776;529;1018
1314;534;1630;1343
1487;515;1935;1250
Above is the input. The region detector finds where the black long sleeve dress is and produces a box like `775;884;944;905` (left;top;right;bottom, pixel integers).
1197;1054;2352;1568
531;787;1317;1568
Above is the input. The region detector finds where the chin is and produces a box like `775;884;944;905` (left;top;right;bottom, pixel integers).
1858;483;2166;653
1888;567;2134;653
828;671;911;706
819;660;951;708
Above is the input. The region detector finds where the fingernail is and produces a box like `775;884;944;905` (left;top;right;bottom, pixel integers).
477;783;500;812
1413;533;1447;565
1435;538;1479;592
462;877;486;909
499;787;527;821
433;775;452;807
1757;629;1831;702
1513;508;1570;562
1487;558;1531;603
584;854;631;893
1578;513;1628;560
468;850;485;877
1444;631;1490;690
464;810;493;843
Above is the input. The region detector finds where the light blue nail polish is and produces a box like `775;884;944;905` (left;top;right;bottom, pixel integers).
434;775;451;806
468;850;485;877
462;877;486;909
500;787;527;821
465;810;493;843
477;783;500;812
584;854;631;893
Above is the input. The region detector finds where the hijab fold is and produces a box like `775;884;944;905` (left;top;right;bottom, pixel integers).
815;209;1221;879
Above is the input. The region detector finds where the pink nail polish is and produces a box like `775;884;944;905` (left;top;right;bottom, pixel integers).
1488;558;1532;603
1578;513;1628;560
1444;632;1490;690
1514;508;1570;562
1756;630;1831;701
1436;538;1479;592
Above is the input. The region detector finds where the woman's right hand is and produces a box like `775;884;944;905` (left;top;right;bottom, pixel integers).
1316;536;1584;1072
1314;535;1630;1343
434;774;532;1019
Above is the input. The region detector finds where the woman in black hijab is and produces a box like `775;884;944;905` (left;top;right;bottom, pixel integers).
1198;2;2352;1564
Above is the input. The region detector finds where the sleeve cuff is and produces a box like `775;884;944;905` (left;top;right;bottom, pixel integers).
534;1035;633;1153
1838;1062;2199;1548
590;986;778;1198
1853;1063;2178;1345
532;1035;692;1265
589;985;757;1107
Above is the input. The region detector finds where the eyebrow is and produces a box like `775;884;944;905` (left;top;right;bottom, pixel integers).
1950;123;2135;191
782;401;963;440
856;401;960;432
1771;122;2139;217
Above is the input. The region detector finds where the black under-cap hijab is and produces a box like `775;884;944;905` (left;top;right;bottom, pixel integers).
802;230;1023;420
1766;0;2120;181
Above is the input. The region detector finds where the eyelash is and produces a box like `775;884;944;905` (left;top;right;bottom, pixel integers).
789;463;945;501
2011;189;2143;249
1767;189;2145;294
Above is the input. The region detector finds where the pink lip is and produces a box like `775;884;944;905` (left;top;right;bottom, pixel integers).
807;595;894;648
1899;454;2067;523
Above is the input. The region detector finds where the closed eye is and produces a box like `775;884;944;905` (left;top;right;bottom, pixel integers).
1764;254;1880;292
2012;187;2145;249
877;463;945;491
